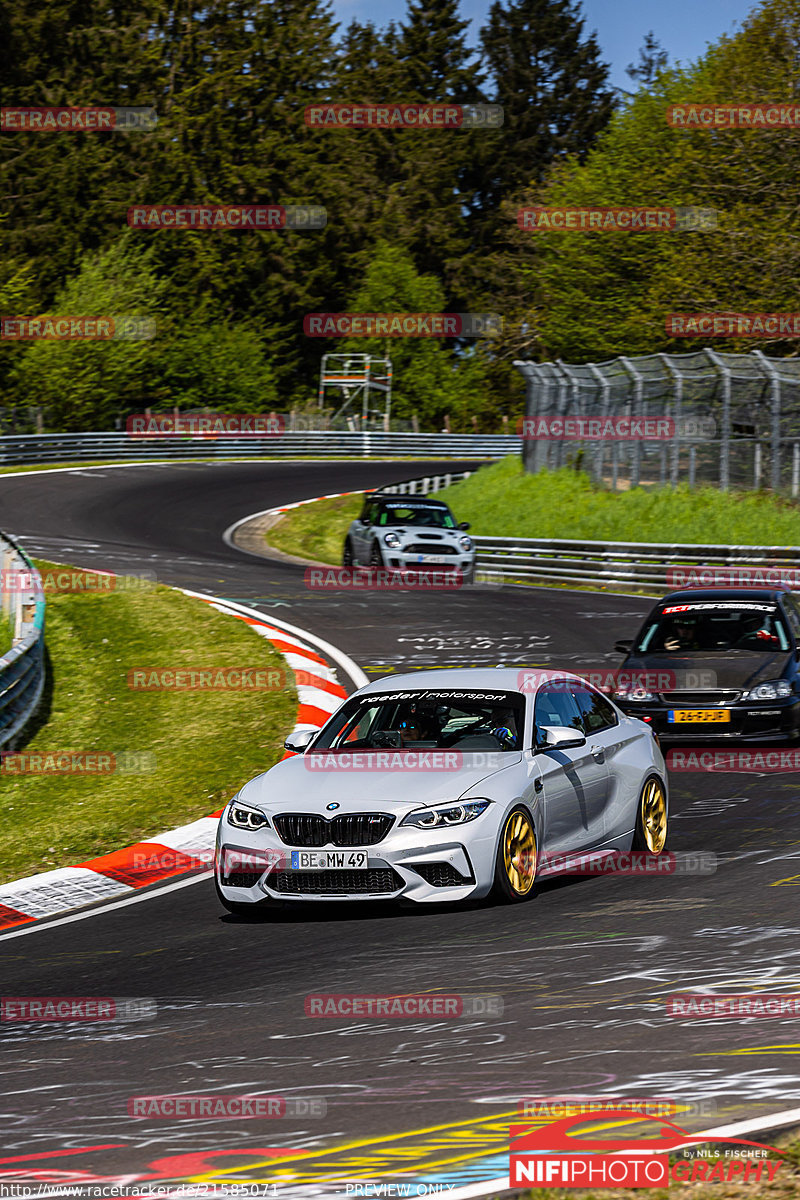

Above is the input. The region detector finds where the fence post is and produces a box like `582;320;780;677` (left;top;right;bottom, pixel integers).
752;349;782;491
619;357;643;488
793;444;800;498
588;362;611;485
704;349;731;491
658;353;682;487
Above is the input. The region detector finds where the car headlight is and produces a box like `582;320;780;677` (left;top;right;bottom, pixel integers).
400;800;491;828
227;799;270;830
383;532;401;549
615;686;655;702
743;680;793;700
459;536;473;551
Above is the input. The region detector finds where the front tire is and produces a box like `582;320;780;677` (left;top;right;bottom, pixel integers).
491;806;537;903
632;775;668;853
343;538;354;567
370;542;384;567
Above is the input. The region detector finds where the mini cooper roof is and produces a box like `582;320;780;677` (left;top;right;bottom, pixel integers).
364;493;450;508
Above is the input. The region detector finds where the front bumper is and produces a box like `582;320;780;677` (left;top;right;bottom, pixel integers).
384;550;475;576
615;698;800;742
215;820;497;904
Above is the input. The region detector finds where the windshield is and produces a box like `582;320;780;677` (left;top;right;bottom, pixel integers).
378;505;456;529
312;689;525;752
636;601;791;653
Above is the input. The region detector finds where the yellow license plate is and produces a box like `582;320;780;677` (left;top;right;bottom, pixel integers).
668;709;731;724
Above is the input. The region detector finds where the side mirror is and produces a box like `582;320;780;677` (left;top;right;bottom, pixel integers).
537;725;586;751
359;516;371;526
614;639;633;655
458;521;471;531
283;727;317;753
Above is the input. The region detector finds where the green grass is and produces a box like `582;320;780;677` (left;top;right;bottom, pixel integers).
0;613;13;657
266;457;800;563
0;561;297;884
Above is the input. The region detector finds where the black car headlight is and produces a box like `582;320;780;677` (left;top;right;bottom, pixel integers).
401;800;490;828
383;532;401;549
743;680;793;701
227;799;270;830
615;686;655;702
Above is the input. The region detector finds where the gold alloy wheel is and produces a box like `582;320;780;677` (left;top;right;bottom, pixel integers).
640;777;668;853
503;810;537;895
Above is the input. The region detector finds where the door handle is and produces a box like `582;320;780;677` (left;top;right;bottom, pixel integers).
590;745;605;762
534;778;544;793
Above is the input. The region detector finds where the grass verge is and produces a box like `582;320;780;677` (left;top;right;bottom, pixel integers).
0;562;296;884
265;457;800;563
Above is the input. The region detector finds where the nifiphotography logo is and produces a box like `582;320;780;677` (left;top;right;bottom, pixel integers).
509;1107;785;1188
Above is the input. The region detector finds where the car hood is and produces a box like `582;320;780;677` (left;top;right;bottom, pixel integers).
622;651;794;690
235;751;522;814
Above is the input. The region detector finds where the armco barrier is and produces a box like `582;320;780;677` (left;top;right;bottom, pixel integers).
0;431;520;465
0;533;45;748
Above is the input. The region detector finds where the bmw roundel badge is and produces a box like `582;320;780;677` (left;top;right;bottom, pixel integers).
326;803;340;811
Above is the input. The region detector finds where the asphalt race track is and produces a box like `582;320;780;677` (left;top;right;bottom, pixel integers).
2;460;800;1194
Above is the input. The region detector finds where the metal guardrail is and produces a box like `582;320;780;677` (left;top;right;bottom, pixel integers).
0;533;45;748
0;432;519;465
473;536;800;593
377;470;473;495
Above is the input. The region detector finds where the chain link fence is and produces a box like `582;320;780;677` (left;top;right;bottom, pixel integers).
514;349;800;492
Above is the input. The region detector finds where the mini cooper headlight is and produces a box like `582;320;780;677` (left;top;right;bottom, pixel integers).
459;536;473;551
743;680;793;700
228;800;270;830
401;800;491;828
383;532;401;548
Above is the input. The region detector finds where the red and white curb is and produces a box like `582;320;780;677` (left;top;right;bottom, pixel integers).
0;595;364;932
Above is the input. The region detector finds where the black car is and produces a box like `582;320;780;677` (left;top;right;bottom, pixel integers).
611;588;800;741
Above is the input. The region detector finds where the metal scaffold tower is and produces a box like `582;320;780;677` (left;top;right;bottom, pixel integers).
318;354;393;431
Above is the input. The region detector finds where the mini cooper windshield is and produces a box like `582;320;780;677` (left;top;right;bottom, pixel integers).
377;504;456;529
310;689;525;752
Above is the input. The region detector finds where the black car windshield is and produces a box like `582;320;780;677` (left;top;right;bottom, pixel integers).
377;505;455;529
311;689;525;752
636;601;791;653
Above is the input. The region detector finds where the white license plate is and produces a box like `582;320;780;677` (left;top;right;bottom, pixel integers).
290;850;369;870
416;554;450;563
